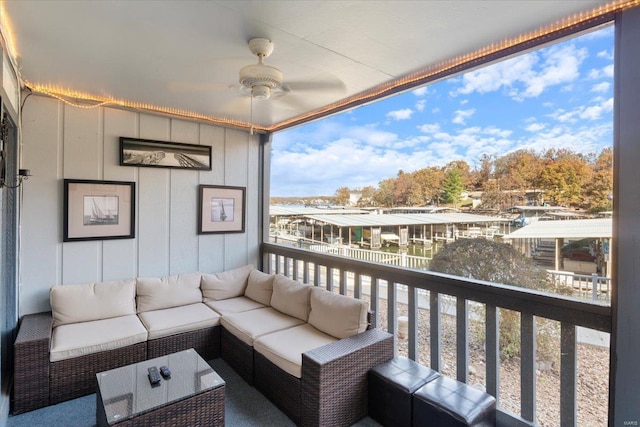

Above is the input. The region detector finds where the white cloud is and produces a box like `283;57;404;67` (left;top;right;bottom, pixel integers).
418;123;441;133
460;99;469;105
549;97;613;123
431;107;440;113
591;81;610;93
415;99;426;112
450;44;587;100
386;108;413;121
597;49;613;60
412;87;428;96
452;108;476;125
589;64;614;79
525;123;545;132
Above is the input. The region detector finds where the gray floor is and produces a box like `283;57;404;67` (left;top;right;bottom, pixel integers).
7;359;381;426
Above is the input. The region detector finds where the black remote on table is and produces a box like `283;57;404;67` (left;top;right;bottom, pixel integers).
159;365;171;379
148;366;161;387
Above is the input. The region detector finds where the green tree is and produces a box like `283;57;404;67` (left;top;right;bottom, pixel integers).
441;168;464;206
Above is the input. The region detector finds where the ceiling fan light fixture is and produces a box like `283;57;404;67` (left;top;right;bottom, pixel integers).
251;85;271;100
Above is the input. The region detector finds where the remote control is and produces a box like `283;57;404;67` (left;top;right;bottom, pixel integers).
148;366;161;387
159;365;171;379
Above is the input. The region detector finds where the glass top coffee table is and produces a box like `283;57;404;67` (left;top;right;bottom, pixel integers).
96;348;225;426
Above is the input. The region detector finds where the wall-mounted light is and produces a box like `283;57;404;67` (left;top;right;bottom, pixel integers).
0;113;31;189
0;168;32;189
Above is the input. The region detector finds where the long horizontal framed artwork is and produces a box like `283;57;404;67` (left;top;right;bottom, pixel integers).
119;137;212;171
63;179;135;242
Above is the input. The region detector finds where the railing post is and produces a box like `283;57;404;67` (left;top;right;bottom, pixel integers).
388;281;397;354
560;322;577;426
486;305;499;400
521;314;536;423
371;277;380;329
430;292;441;372
408;287;418;361
592;273;598;301
456;298;469;383
340;270;348;295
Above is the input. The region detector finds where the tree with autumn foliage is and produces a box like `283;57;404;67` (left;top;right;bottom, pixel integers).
329;146;613;212
334;186;351;205
584;147;613;213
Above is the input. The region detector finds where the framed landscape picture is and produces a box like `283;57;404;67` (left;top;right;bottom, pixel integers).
63;179;135;242
119;137;212;171
198;185;245;234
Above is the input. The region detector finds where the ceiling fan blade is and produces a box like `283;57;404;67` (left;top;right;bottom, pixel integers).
283;79;346;94
167;81;231;92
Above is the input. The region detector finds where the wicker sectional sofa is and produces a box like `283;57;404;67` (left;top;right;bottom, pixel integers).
12;265;393;426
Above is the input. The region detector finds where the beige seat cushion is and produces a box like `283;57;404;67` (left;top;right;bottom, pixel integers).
50;315;147;362
205;296;265;316
138;303;221;340
244;269;275;306
270;275;312;321
254;324;338;378
308;287;368;339
220;307;304;346
50;279;136;328
136;272;202;313
201;264;254;301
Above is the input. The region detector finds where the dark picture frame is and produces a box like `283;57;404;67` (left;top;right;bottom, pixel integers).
198;185;245;234
63;179;135;242
119;137;212;171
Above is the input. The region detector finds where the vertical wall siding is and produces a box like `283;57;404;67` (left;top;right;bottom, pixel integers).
20;95;260;315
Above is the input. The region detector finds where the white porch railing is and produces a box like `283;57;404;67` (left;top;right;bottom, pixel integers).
547;270;611;302
308;243;430;270
261;242;612;427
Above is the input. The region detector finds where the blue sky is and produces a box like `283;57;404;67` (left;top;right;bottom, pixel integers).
271;26;614;197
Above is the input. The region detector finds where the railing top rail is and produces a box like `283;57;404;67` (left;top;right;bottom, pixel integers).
262;243;611;333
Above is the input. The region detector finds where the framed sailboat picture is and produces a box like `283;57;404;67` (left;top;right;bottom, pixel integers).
198;185;245;234
63;179;135;242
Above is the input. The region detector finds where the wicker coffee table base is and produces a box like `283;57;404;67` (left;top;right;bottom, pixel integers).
97;382;225;427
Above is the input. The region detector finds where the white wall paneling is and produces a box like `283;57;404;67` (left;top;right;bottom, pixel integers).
197;123;226;273
20;97;64;314
102;108;138;281
20;95;260;315
169;120;199;275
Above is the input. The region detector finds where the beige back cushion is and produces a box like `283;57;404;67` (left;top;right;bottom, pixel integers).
51;279;136;328
308;287;368;339
244;269;275;306
136;272;203;313
270;275;312;322
201;264;254;301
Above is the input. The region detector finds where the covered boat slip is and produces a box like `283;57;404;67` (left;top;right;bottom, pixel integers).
503;217;613;275
271;208;509;248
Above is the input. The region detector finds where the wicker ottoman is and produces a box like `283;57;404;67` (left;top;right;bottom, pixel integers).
412;375;496;427
368;357;440;427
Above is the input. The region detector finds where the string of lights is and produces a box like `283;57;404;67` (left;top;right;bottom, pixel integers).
4;0;638;135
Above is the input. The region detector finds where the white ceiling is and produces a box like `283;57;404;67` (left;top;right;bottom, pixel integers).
3;1;611;131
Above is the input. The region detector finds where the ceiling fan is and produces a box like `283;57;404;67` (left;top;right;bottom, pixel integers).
238;38;283;101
